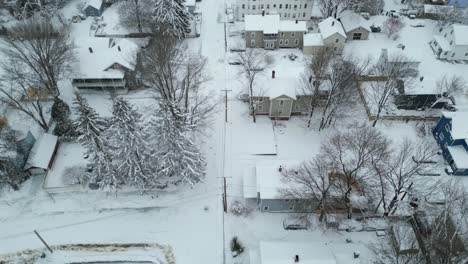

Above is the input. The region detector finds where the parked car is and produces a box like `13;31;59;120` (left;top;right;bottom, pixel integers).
370;25;381;33
237;93;249;102
409;14;416;19
410;21;425;27
283;217;310;230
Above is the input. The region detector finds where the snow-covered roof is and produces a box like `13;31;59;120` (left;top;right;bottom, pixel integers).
260;241;337;264
442;112;468;140
452;24;468;46
393;224;419;252
253;69;302;99
304;33;324;47
339;11;370;33
448;145;468;169
245;14;307;34
255;161;299;199
24;133;58;170
423;4;454;14
184;0;196;7
243;166;257;198
74;38;139;79
433;35;451;51
318;17;347;39
83;0;103;10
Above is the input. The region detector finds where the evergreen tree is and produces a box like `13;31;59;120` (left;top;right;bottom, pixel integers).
52;97;77;140
107;97;154;190
149;100;206;187
72;93;121;190
152;0;191;38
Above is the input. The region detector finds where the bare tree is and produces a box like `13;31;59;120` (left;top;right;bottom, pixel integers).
318;55;369;130
371;53;417;127
118;0;151;32
281;157;334;222
383;17;405;40
352;0;384;15
322;124;389;219
303;46;334;127
140;32;215;131
434;7;466;29
235;49;271;123
319;0;357;18
372;139;435;217
425;179;468;264
1;18;74;97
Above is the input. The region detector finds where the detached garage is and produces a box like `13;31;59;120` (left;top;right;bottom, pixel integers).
24;133;59;176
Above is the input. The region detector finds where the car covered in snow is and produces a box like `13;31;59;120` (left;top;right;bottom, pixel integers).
283;217;310;230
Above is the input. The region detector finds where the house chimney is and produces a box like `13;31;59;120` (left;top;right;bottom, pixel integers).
118;46;121;52
272;70;276;79
294;255;299;262
278;165;283;172
262;9;265;16
88;47;93;53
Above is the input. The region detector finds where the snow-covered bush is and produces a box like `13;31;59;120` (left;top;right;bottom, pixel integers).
63;165;89;185
383;17;405;40
230;236;244;257
230;200;247;216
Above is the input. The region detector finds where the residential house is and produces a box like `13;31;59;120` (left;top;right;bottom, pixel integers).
243;161;318;212
83;0;104;17
303;17;347;55
236;0;314;20
432;112;468;176
338;11;370;40
257;241;337;264
244;14;307;50
24;133;59;175
423;4;454;19
429;24;468;61
72;38;140;92
391;224;420;255
376;48;421;77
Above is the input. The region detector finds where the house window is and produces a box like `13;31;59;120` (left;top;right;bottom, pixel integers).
353;33;362;40
465;53;468;56
289;205;294;210
260;4;264;9
445;123;450;132
263;206;269;211
285;39;289;45
280;32;284;37
304;3;307;8
251;39;255;47
303;12;306;17
279;100;284;106
291;32;295;37
335;39;339;43
252;5;256;9
295;39;299;45
279;39;283;45
242;4;245;9
242;13;244;17
279;4;282;8
285;4;288;8
251;32;255;37
257;104;263;111
439;133;445;141
334;47;337;51
444;51;449;55
267;4;269;8
292;13;296;18
273;4;276;7
294;4;297;9
279;109;283;115
450;41;453;45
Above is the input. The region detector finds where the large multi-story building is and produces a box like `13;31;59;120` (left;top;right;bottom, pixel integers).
236;0;314;20
429;24;468;61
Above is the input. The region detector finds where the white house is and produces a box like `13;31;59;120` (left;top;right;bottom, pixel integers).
338;11;370;40
243;161;318;212
376;48;421;77
24;133;59;176
236;0;314;20
72;38;140;92
429;24;468;61
303;17;347;55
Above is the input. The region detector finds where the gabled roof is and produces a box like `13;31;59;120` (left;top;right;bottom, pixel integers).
318;17;347;39
245;14;307;34
339;11;370;33
24;133;58;170
452;24;468;46
74;38;139;79
83;0;103;10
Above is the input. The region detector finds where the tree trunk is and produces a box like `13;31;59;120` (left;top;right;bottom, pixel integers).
134;0;143;33
372;107;382;127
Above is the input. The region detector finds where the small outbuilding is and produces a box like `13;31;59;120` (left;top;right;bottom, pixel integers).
24;133;59;176
338;11;370;40
83;0;104;17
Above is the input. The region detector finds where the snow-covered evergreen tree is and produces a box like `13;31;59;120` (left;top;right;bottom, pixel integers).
149;100;206;187
72;93;121;190
106;97;154;190
152;0;191;38
52;97;77;140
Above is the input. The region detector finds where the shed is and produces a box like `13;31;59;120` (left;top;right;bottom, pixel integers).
83;0;104;17
338;11;370;40
24;133;59;175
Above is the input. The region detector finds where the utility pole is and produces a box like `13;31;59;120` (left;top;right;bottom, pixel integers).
34;230;53;253
221;89;232;123
223;177;227;212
